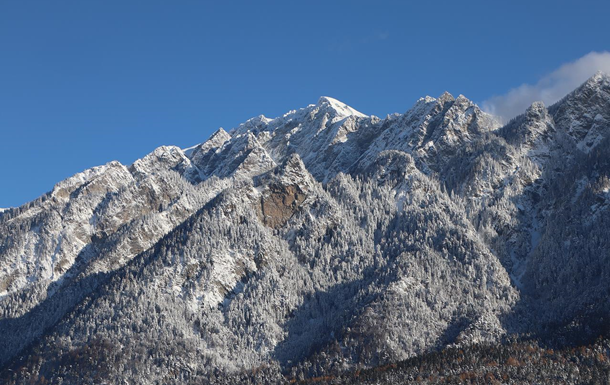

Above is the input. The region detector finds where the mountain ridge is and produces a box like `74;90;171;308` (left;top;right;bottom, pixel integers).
1;73;610;384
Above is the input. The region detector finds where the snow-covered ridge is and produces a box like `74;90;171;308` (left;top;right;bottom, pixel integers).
3;75;610;382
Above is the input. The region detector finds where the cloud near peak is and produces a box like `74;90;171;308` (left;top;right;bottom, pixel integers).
481;51;610;122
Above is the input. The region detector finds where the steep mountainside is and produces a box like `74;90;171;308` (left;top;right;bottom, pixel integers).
1;73;610;384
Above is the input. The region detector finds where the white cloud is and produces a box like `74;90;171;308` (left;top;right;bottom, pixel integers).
481;51;610;122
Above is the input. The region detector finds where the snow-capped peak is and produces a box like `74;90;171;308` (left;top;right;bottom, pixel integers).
316;96;368;118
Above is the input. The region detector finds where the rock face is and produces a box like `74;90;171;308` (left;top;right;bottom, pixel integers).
258;184;306;229
1;73;610;384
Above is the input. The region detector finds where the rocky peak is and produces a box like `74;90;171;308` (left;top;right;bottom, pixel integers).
199;128;232;153
275;153;314;191
188;128;232;180
418;93;498;149
581;70;610;90
437;91;455;105
526;101;548;118
51;160;128;201
191;131;276;181
314;96;367;119
501;101;555;148
549;72;610;152
130;146;191;179
552;71;610;111
229;97;365;142
232;115;272;137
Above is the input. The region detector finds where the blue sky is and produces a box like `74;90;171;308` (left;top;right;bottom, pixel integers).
1;0;610;207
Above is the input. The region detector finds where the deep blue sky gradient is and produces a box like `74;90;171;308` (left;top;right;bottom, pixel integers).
1;0;609;207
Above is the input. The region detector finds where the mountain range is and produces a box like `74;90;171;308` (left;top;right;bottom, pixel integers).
1;73;610;384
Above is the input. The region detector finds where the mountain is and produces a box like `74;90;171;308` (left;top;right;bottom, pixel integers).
1;74;610;384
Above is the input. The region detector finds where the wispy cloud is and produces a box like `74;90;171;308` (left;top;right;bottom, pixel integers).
481;51;610;121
